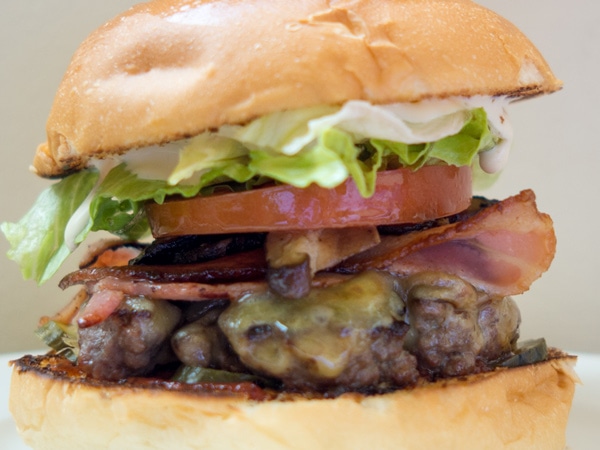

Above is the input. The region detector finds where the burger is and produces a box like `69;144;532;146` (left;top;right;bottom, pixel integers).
2;0;578;448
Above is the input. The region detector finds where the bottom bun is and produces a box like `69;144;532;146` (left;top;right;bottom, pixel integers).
10;352;577;450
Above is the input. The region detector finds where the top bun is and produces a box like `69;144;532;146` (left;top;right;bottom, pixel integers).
33;0;561;177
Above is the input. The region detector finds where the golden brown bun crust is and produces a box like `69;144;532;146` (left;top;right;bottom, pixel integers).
33;0;561;177
10;352;577;450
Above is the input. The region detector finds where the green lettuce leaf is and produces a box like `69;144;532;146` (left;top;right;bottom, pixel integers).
371;108;496;171
248;140;348;189
315;128;382;197
90;163;207;240
168;134;254;186
1;170;98;284
218;105;337;153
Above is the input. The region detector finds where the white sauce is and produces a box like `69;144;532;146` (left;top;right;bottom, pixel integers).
463;96;513;174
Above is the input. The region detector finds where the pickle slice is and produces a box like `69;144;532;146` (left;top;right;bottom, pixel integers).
173;365;276;387
499;337;548;368
35;320;78;362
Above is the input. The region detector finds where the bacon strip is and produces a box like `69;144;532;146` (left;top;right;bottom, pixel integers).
60;249;267;289
335;190;556;297
86;273;348;302
90;277;266;302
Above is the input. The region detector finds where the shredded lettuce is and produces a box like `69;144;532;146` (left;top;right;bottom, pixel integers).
249;135;349;189
2;103;501;284
172;108;495;196
219;105;337;154
168;134;254;186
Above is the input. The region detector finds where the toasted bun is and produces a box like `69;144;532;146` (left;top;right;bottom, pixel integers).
10;352;577;450
33;0;561;177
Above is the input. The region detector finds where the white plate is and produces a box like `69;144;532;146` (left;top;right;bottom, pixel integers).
2;352;599;449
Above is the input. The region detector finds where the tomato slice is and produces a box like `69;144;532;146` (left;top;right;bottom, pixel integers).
146;165;472;237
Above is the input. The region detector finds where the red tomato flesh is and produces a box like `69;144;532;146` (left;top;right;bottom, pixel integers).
146;165;472;237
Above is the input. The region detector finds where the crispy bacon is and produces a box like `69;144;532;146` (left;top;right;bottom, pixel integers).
69;242;142;327
90;277;266;301
335;190;556;297
60;249;267;289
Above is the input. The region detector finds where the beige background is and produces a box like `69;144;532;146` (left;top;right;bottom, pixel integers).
0;0;598;354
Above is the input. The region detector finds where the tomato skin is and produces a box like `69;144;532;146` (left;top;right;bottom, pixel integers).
146;165;472;237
